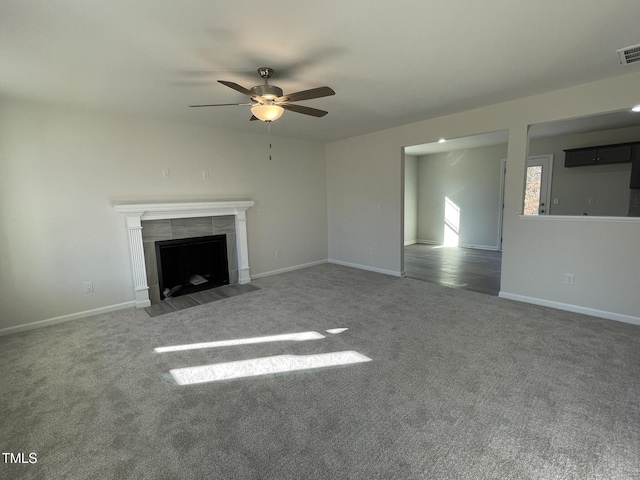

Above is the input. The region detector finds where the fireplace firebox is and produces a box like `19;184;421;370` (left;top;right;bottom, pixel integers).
155;235;229;300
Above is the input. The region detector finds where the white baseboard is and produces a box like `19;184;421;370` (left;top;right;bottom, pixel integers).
1;260;330;337
413;240;498;251
498;291;640;326
0;301;136;337
415;239;440;245
251;259;328;279
459;243;499;251
328;259;403;277
404;239;417;246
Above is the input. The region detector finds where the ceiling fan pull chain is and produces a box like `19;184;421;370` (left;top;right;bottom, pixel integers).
268;121;273;161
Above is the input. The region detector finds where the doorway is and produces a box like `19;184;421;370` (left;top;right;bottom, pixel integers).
403;131;508;295
523;154;553;215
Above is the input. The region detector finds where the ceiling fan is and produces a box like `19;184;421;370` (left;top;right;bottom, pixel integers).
190;67;335;122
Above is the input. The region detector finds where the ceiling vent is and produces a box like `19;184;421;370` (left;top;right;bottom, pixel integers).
617;44;640;65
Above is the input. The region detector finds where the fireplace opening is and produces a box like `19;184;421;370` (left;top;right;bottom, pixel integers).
156;235;229;300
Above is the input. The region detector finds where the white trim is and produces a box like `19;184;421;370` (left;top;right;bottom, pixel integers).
498;291;640;326
497;159;507;250
518;214;640;223
459;243;499;251
113;201;255;220
412;241;499;251
404;239;417;246
328;259;403;277
0;301;136;337
251;260;328;279
415;239;440;245
114;200;254;306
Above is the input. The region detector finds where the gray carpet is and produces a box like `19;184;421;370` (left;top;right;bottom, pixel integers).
1;264;639;479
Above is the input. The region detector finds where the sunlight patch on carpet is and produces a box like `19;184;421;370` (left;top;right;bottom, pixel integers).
170;351;372;385
326;328;348;334
155;331;326;353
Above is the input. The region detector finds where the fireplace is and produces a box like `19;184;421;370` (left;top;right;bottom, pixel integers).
156;235;229;300
113;201;254;308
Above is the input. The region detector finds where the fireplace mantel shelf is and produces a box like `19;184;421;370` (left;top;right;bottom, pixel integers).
114;200;254;308
113;201;255;221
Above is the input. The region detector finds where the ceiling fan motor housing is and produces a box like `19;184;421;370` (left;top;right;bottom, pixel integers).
251;84;283;99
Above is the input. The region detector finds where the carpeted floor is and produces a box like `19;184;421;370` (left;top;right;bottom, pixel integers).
1;264;639;479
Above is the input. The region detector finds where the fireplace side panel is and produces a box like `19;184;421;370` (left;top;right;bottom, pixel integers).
213;216;238;284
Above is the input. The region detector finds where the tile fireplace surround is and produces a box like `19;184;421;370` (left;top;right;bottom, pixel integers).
113;201;254;308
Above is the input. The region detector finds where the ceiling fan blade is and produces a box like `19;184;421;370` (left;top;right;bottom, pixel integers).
281;103;328;118
277;86;335;103
189;103;252;107
218;80;258;98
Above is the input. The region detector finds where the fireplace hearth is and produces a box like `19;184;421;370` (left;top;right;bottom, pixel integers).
156;235;229;300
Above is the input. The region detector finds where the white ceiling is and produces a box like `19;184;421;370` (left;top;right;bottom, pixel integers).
2;0;640;143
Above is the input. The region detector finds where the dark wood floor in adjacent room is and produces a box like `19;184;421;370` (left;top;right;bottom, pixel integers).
404;244;502;296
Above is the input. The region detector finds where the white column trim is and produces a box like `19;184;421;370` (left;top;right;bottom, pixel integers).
235;210;251;284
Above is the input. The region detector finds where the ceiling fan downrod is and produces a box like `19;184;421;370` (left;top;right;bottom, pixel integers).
251;67;283;99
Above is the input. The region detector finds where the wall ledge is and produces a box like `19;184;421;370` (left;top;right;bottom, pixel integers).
518;215;640;223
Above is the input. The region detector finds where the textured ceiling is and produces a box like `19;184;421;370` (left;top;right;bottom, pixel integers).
2;0;640;143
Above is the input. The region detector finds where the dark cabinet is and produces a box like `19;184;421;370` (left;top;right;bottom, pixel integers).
564;143;633;167
564;147;598;166
597;144;633;164
630;144;640;189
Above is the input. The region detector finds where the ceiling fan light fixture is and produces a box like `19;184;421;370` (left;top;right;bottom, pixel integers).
251;104;284;122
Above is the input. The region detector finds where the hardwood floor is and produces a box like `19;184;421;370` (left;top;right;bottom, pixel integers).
404;244;502;296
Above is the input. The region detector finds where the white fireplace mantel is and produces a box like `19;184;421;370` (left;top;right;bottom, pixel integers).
114;201;254;308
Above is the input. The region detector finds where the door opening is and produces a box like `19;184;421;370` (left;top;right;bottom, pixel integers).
524;154;553;215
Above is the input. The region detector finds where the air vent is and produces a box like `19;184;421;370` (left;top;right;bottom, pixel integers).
617;44;640;65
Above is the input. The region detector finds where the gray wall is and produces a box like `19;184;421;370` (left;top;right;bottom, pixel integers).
0;99;328;330
3;72;640;332
415;144;507;249
327;70;640;322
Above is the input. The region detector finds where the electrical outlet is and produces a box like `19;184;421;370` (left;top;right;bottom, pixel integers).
553;198;559;205
275;250;281;258
366;247;372;255
162;169;170;178
564;274;574;286
202;170;209;179
83;281;94;293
